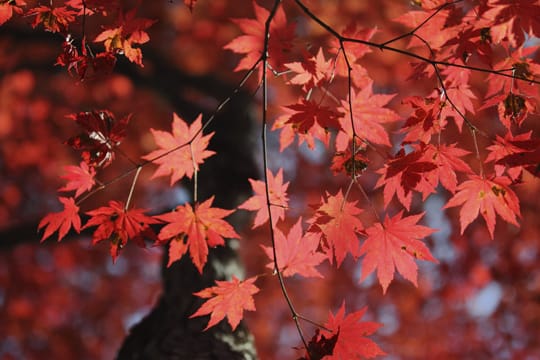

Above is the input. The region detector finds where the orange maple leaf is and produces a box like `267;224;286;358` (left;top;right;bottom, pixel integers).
444;175;521;238
238;168;289;228
190;276;259;331
93;8;155;66
359;212;437;293
261;218;326;278
156;197;239;272
142;113;215;186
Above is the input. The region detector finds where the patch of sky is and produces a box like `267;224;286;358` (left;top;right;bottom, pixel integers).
466;281;502;318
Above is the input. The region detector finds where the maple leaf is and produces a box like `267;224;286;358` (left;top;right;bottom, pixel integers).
38;197;81;242
393;8;459;50
93;8;156;66
485;131;539;180
238;168;289;228
273;106;332;151
319;302;385;359
336;81;400;150
328;23;376;78
285;48;332;91
359;212;437;293
331;142;369;177
65;110;131;168
58;161;96;198
308;190;364;266
190;276;259;331
375;148;438;210
261;218;326;278
83;201;158;261
223;0;295;72
422;143;473;194
444;175;521;239
156;197;239;272
142;113;215;186
482;0;540;48
0;0;25;26
400;96;444;145
56;36;117;81
284;99;341;133
29;5;77;33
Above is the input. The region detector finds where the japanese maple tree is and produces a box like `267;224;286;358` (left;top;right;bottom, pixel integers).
1;0;539;359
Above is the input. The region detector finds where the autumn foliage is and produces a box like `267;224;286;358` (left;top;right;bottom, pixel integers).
1;0;540;359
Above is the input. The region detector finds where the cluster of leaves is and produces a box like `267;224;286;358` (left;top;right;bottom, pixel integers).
2;0;537;358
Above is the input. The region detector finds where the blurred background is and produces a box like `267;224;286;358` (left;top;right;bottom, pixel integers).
0;0;539;359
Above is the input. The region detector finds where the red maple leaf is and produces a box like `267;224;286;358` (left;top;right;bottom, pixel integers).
393;8;459;50
336;81;400;150
486;131;540;180
285;48;332;91
156;197;239;272
261;218;326;278
142;113;215;186
58;161;96;198
56;37;117;81
0;0;25;26
422;143;473;194
93;8;156;66
223;0;295;72
328;23;377;78
376;148;438;210
308;190;364;266
190;276;259;331
238;168;289;228
284;99;341;133
482;0;540;48
319;302;385;359
400;96;444;145
273;106;332;151
38;197;81;242
83;201;158;261
444;175;521;239
359;212;437;293
65;110;131;168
